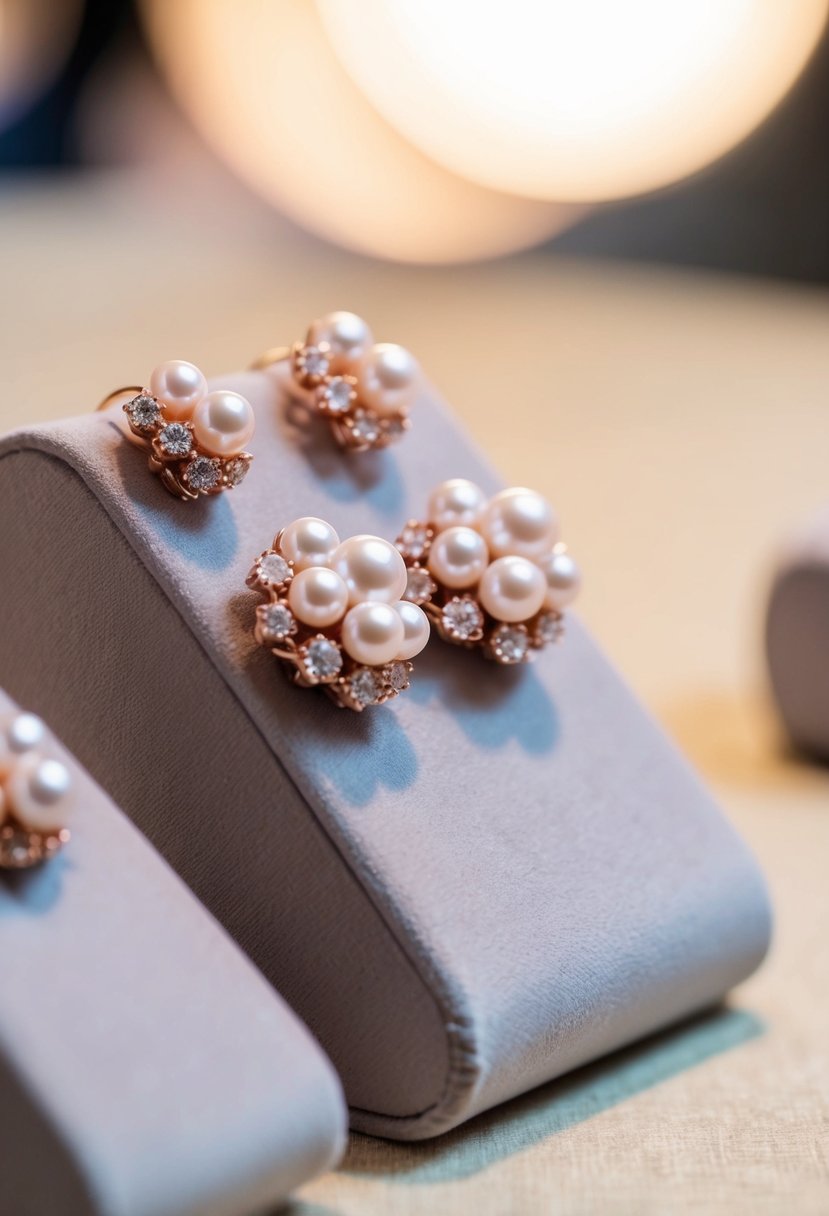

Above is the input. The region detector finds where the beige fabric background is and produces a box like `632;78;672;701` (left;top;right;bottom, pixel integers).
1;175;827;1214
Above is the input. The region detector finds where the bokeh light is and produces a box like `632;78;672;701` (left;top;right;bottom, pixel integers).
141;0;579;264
319;0;828;202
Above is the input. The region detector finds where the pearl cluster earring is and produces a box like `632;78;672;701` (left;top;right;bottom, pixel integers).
253;311;420;453
0;712;73;868
396;481;581;665
247;517;430;710
100;360;256;500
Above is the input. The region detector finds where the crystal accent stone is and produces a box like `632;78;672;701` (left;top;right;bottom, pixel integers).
125;394;160;430
257;602;296;643
382;415;406;443
301;637;343;682
297;344;330;380
158;422;192;457
0;825;39;869
404;566;436;604
442;596;484;641
490;623;530;664
397;522;431;562
184;455;221;491
319;376;354;414
348;666;385;707
349;408;381;447
386;661;410;693
258;552;291;587
224;456;250;487
535;610;564;645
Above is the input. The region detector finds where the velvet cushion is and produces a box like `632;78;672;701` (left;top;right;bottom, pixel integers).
0;368;771;1139
0;689;346;1215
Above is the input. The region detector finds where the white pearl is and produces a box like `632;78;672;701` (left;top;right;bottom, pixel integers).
9;712;46;752
191;390;256;457
308;311;373;373
427;526;489;589
278;517;340;571
538;548;582;611
332;535;408;605
359;344;419;417
426;479;487;532
393;600;431;660
341;601;405;666
0;712;45;776
479;555;546;623
288;566;349;628
150;360;208;422
481;487;559;559
7;752;73;834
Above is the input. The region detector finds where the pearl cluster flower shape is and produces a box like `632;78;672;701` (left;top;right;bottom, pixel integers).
0;711;73;868
287;311;419;452
119;361;256;500
396;481;581;665
247;517;431;710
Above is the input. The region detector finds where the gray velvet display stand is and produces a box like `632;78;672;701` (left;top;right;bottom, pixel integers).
0;368;771;1141
0;688;346;1216
767;503;829;759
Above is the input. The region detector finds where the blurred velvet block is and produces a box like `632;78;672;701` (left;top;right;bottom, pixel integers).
0;371;771;1140
0;688;346;1216
766;504;829;759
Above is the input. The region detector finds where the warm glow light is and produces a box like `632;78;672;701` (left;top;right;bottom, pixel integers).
318;0;828;202
0;0;82;132
141;0;579;264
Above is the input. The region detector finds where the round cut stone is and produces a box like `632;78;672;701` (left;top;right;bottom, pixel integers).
297;344;330;380
302;637;343;683
397;523;431;562
184;455;221;491
382;415;406;443
125;394;160;430
0;825;36;869
404;566;436;605
490;623;530;664
224;456;250;487
442;596;484;642
319;377;354;414
349;409;381;447
158;422;192;457
535;610;564;645
386;661;410;694
257;602;296;643
348;666;385;707
258;552;291;587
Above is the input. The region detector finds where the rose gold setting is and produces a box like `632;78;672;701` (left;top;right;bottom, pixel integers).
98;367;255;501
0;713;73;870
0;823;70;870
251;312;417;453
396;483;580;666
246;523;421;711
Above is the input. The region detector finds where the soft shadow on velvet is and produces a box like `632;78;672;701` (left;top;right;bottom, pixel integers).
301;703;420;807
0;853;70;915
110;426;239;571
408;639;559;756
342;1006;764;1183
280;397;406;519
231;593;420;807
